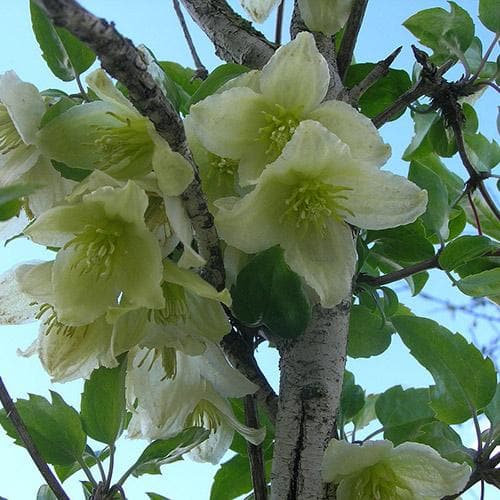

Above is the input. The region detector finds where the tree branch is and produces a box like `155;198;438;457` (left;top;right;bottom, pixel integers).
34;0;225;289
275;0;286;45
336;0;369;80
0;377;70;500
180;0;276;69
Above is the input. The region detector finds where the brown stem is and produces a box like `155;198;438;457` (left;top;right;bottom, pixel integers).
336;0;368;80
0;377;70;500
275;0;285;45
244;395;268;500
172;0;208;79
467;191;483;235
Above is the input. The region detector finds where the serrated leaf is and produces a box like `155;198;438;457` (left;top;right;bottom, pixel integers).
376;386;435;445
188;63;249;108
409;160;449;239
479;0;499;32
80;357;127;445
0;391;86;465
37;485;58;500
30;1;95;81
457;268;500;299
352;394;379;431
131;427;209;477
55;446;110;482
439;235;497;271
393;315;497;424
340;371;365;422
232;246;311;338
347;305;393;358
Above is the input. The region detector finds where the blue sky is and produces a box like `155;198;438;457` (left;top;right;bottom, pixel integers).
0;1;497;499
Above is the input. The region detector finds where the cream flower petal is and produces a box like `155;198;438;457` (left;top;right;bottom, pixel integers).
308;100;391;166
16;260;55;304
240;0;281;22
260;32;329;115
0;143;40;185
298;0;354;35
86;69;134;110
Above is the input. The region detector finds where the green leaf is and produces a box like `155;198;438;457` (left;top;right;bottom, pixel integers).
37;485;58;500
345;64;411;120
159;61;202;96
403;111;439;160
464;38;498;80
340;371;365;422
0;391;86;465
439;235;497;271
188;63;249;108
232;246;311;338
403;2;474;64
131;427;209;477
457;268;500;298
80;357;127;445
380;287;399;317
409;160;450;239
414;421;473;465
146;494;172;500
40;97;77;128
54;446;110;482
51;160;91;182
347;305;393;358
392;315;497;424
485;384;500;428
0;183;39;221
428;117;457;158
464;133;500;172
446;207;467;241
462;194;500;241
479;0;499;32
30;1;95;81
352;394;379;431
376;386;435;445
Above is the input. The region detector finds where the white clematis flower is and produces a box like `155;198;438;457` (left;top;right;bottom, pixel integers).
189;32;390;186
298;0;354;35
215;121;427;307
322;439;471;499
240;0;281;23
126;344;265;464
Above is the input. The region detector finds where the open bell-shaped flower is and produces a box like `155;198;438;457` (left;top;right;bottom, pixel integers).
189;32;390;186
322;439;471;499
215;121;427;307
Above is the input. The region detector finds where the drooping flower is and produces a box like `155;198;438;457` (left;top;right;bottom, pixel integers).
240;0;281;23
37;69;193;193
298;0;354;35
24;181;165;325
215;121;427;307
322;439;471;499
189;32;390;186
126;343;265;464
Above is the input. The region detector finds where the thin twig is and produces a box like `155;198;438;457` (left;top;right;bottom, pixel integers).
172;0;208;79
467;191;483;235
0;377;70;500
349;46;402;104
470;32;500;83
275;0;285;45
244;395;268;500
336;0;368;79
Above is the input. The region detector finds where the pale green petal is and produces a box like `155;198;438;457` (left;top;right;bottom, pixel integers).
188;87;269;159
322;439;394;483
16;260;55;304
188;417;233;465
218;69;261;93
0;143;40;185
260;32;329;114
335;475;413;500
164;258;231;306
86;69;135;110
223;246;251;289
298;0;354;35
66;170;123;203
334;164;428;230
111;309;149;359
389;442;471;497
238;144;271;186
283;219;356;308
308;100;391;166
241;0;280;22
0;70;45;144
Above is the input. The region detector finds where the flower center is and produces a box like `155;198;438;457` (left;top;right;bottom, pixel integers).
0;103;23;154
258;104;299;159
149;282;189;324
64;222;123;279
209;155;237;184
185;399;222;433
35;303;87;337
92;112;153;173
137;347;177;380
280;180;354;235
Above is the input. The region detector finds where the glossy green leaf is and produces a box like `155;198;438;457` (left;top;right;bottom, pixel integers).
464;38;498;79
0;391;86;465
428;117;457;158
232;246;311;338
414;421;473;465
40;97;77;128
345;64;411;120
446;207;467;241
462;194;500;241
347;305;393;358
381;287;399;317
80;357;127;444
352;394;379;431
403;111;439;160
457;268;500;298
439;235;497;271
159;61;202;96
393;315;497;424
341;371;365;422
376;386;435;445
188;63;249;107
403;2;474;64
51;160;90;182
37;485;58;500
54;446;110;482
30;1;95;81
485;384;500;428
131;427;209;477
409;160;449;239
479;0;499;32
464;133;500;172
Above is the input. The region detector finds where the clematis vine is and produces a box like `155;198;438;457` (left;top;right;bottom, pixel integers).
189;32;390;186
298;0;355;35
322;439;471;499
126;343;265;464
215;121;427;307
24;180;165;325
